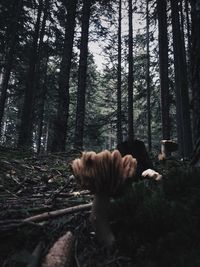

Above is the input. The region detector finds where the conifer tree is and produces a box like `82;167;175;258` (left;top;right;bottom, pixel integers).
117;0;122;144
74;0;92;149
157;0;170;140
51;0;77;152
18;0;44;148
128;0;134;140
170;0;193;157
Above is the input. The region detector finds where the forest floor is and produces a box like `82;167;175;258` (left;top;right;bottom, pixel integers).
0;147;200;267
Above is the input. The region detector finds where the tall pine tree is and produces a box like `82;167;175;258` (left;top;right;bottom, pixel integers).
170;0;193;157
117;0;122;144
18;0;44;148
128;0;134;140
74;0;92;149
157;0;170;140
51;0;77;152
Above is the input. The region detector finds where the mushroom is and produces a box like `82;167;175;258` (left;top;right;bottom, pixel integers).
72;150;137;246
142;168;162;181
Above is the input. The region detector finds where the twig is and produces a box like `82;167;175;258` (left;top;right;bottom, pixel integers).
10;175;21;185
23;203;92;223
46;176;74;204
2;187;20;198
27;241;44;267
30;190;90;199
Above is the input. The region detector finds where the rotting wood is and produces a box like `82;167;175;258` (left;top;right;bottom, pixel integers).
46;175;74;204
23;202;92;223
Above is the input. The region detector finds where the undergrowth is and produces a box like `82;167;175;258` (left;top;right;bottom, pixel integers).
111;165;200;267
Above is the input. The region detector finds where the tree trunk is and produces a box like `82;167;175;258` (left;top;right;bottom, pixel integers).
180;0;189;89
185;0;192;58
157;0;170;140
0;0;23;134
128;0;134;140
180;0;185;34
74;0;92;150
191;0;200;146
185;0;192;103
35;0;50;154
51;0;77;152
117;0;122;144
170;0;193;157
18;0;43;148
146;0;152;151
37;54;49;154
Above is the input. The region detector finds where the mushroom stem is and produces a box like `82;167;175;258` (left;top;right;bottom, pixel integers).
90;194;115;247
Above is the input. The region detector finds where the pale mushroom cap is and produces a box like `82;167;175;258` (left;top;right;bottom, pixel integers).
122;155;137;179
72;150;137;195
142;168;162;181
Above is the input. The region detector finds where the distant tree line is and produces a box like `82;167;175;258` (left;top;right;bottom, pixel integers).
0;0;199;158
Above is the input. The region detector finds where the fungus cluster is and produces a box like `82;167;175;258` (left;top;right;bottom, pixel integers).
72;150;137;246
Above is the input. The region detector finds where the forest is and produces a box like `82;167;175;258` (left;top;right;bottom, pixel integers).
0;0;200;266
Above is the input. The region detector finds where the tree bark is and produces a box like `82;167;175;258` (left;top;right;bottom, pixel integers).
185;0;192;101
170;0;193;157
18;0;43;148
180;0;189;89
191;0;200;145
37;54;49;154
146;0;152;151
74;0;92;150
157;0;170;140
51;0;77;152
35;0;50;153
128;0;134;140
185;0;192;59
117;0;122;144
